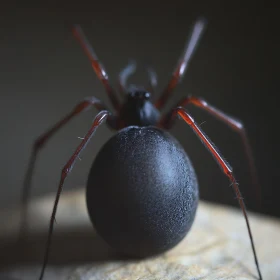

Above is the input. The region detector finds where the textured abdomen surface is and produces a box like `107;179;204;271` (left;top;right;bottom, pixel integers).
86;126;199;257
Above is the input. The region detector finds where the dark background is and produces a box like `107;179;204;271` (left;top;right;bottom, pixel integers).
0;4;278;218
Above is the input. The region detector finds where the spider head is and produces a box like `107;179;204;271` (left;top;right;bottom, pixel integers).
128;90;150;101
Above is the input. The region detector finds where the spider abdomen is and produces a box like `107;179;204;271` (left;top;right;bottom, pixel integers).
86;126;199;257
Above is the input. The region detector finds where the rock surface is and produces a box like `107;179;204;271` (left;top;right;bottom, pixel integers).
0;188;279;280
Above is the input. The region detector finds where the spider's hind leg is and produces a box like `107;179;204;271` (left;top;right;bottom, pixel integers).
158;106;263;280
159;95;261;209
20;97;107;238
38;110;112;280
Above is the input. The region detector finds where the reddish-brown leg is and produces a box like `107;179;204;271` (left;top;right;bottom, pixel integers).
155;19;206;110
161;107;262;280
38;110;109;280
118;60;137;95
72;25;120;111
160;95;261;208
20;97;107;237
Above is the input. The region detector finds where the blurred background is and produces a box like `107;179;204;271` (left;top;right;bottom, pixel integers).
0;3;278;218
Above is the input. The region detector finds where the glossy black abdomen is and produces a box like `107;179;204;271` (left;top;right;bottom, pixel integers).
86;126;199;257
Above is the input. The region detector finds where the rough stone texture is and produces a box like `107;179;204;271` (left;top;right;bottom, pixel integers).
0;189;279;280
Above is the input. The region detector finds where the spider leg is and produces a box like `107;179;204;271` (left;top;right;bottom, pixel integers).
159;95;261;208
155;18;206;110
20;97;108;238
38;110;110;280
146;66;157;94
159;107;263;280
118;60;137;95
72;25;120;111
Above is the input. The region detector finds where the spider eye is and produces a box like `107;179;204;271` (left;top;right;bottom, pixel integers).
129;90;150;100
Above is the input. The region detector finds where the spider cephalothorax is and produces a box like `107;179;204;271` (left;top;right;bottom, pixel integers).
119;89;160;127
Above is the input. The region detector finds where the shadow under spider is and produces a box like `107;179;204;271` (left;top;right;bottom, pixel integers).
0;227;136;271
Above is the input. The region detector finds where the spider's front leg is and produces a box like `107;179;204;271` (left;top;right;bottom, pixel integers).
118;60;137;95
158;107;263;280
20;97;108;237
159;95;261;208
155;19;206;110
73;25;121;111
38;110;112;280
118;61;157;95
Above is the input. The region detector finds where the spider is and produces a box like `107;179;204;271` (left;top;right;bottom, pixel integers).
20;19;262;280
